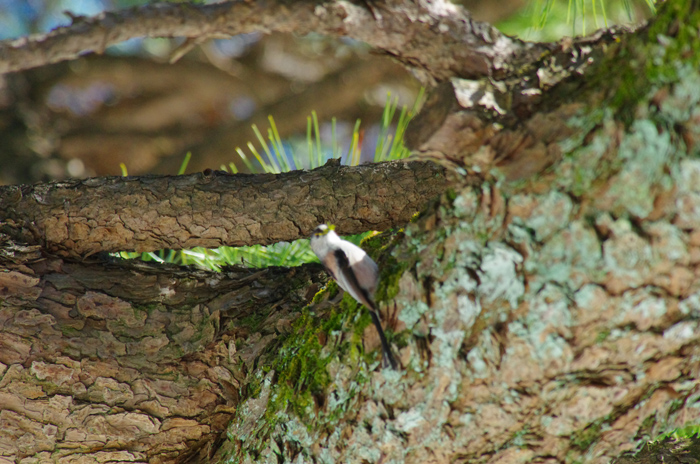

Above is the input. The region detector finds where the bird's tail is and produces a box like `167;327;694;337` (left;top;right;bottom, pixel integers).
367;302;398;370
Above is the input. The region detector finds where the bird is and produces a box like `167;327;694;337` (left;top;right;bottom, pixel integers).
310;224;398;369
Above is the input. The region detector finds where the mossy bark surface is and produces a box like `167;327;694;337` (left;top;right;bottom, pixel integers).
214;1;700;463
2;1;700;464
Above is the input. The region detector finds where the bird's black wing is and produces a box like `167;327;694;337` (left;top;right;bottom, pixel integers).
333;249;398;370
333;248;374;309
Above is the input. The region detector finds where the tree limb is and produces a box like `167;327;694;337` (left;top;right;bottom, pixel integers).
0;0;549;83
0;160;449;257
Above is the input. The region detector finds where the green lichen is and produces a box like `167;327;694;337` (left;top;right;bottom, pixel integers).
595;329;610;343
265;306;345;421
510;191;574;242
222;233;412;463
58;325;82;337
219;6;700;460
646;0;700;85
505;426;531;448
550;0;699;213
656;64;700;125
571;420;604;450
235;305;274;333
362;230;409;304
577;1;700;125
641;413;658;432
133;302;159;315
478;243;525;309
555;112;616;198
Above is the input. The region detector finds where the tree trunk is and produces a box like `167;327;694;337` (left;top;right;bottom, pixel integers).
209;2;700;463
0;246;327;462
1;0;700;463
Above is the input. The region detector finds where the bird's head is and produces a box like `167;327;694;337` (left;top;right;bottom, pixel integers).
311;224;335;239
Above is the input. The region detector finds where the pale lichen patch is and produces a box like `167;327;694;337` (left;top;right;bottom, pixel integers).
599;216;653;293
594;119;673;219
396;272;430;330
478;243;524;309
529;220;603;292
87;377;134;406
509;191;574;243
30;361;76;387
674;159;700;229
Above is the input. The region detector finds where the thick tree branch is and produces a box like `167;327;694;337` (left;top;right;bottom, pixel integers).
0;160;448;257
0;0;548;83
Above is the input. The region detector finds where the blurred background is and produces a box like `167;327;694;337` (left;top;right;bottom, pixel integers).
0;0;654;186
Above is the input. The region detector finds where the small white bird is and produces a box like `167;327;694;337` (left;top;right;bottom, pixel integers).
310;224;398;369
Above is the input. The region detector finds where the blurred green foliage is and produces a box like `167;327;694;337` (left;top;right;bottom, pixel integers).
118;90;425;269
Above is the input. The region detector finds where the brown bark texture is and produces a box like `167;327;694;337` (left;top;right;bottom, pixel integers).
0;160;446;257
1;0;700;463
0;0;547;83
0;247;327;463
211;1;700;463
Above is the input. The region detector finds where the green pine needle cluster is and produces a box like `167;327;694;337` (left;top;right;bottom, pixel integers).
500;0;656;41
118;89;425;270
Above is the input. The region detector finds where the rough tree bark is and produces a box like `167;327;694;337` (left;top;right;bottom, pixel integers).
0;243;327;462
0;160;447;257
1;0;699;463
